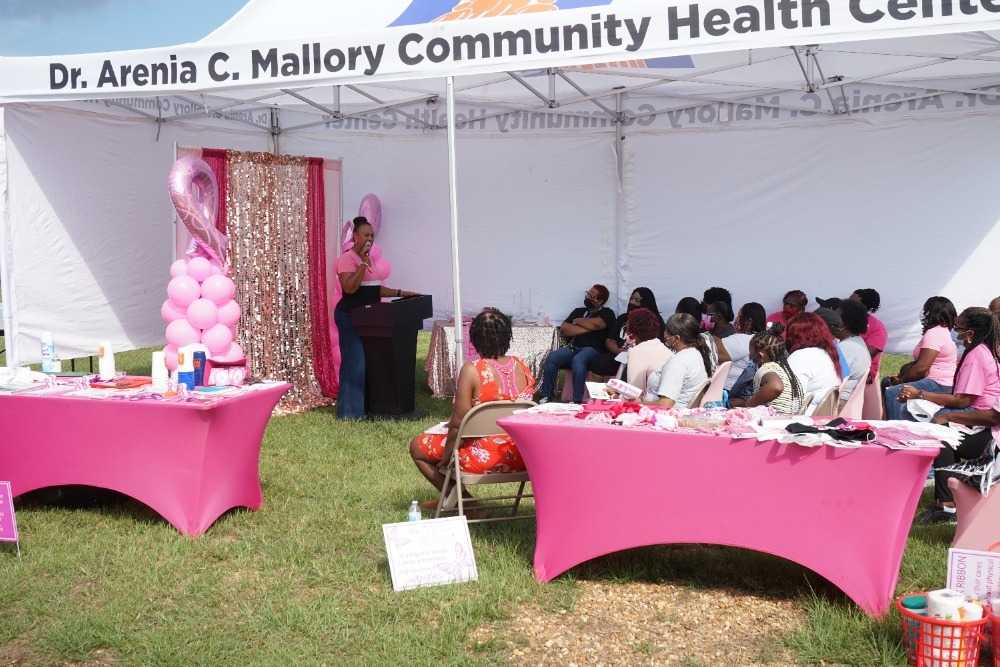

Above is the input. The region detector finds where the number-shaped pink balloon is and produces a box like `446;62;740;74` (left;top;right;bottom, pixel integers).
168;157;228;267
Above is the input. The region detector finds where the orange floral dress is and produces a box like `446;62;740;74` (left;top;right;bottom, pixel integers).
417;357;536;474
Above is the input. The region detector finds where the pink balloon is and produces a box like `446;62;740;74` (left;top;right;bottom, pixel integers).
167;275;201;307
169;260;188;278
369;244;382;261
372;258;392;282
187;256;213;283
186;298;219;330
201;323;233;355
166;318;199;348
213;341;245;362
168;156;228;266
201;274;236;305
209;262;223;276
217;299;241;327
358;194;382;235
161;299;187;323
163;344;179;372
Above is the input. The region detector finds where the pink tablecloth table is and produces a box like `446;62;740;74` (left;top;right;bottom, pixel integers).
498;414;935;617
0;383;289;536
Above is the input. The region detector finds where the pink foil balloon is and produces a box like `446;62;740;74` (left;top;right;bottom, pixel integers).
358;193;382;235
167;275;201;307
187;256;213;283
342;220;355;253
168;156;228;266
166;319;199;348
186;298;219;330
201;323;233;356
217;299;241;327
169;259;188;278
201;274;236;305
161;299;187;323
163;344;179;372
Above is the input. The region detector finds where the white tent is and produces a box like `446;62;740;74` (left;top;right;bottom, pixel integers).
3;0;1000;366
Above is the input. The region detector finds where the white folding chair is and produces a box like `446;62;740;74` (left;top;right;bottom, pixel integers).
812;387;841;417
797;393;815;416
838;379;866;420
701;361;732;405
434;400;536;524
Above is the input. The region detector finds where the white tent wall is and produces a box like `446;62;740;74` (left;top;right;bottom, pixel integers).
624;113;1000;353
2;104;272;365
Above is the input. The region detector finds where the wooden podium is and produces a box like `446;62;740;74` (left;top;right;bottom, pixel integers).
350;295;433;417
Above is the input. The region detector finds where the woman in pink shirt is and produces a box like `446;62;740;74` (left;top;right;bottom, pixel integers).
851;288;887;385
896;307;1000;416
883;297;957;420
766;290;807;327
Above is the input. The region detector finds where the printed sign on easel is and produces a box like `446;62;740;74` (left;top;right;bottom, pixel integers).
0;481;20;557
382;516;477;592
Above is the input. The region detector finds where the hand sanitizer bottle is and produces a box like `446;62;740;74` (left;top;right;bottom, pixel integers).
407;500;421;522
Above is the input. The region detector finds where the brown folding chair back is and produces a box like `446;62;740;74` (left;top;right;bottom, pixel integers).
456;400;536;440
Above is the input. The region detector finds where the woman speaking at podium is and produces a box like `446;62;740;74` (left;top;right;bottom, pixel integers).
336;216;418;419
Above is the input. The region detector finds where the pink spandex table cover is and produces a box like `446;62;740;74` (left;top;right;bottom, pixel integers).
0;383;289;536
498;414;935;617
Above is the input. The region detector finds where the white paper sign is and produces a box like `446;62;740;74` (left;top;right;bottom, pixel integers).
382;516;477;592
947;548;1000;601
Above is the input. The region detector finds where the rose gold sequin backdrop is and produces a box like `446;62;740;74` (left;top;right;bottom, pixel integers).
225;151;330;413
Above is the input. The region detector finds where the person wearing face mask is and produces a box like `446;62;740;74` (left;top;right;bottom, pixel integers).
595;287;664;377
705;301;736;338
729;326;804;415
335;216;419;419
538;284;616;403
767;290;808;327
644;313;712;408
895;307;1000;421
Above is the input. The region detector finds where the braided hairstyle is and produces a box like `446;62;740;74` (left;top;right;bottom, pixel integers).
853;288;881;313
469;307;513;360
664;313;712;376
955;307;1000;380
750;324;803;401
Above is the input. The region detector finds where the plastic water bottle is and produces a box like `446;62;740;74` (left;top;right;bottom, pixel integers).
40;332;58;374
407;500;421;522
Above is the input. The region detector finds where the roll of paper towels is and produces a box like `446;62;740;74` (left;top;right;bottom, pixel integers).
923;590;981;667
927;589;966;619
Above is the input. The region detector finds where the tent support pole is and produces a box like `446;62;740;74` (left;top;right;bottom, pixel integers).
446;76;464;371
614;92;625;312
0;107;14;368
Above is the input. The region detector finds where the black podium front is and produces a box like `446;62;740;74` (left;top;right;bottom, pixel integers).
350;294;433;417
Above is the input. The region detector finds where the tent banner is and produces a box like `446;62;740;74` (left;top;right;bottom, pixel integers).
4;0;1000;101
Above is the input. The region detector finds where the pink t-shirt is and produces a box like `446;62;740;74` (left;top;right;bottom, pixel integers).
993;395;1000;445
335;250;377;282
862;314;887;382
954;344;1000;410
766;311;786;326
913;326;958;387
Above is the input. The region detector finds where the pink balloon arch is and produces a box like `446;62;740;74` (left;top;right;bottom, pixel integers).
162;157;245;379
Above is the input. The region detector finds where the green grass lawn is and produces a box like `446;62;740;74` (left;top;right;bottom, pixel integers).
1;341;948;666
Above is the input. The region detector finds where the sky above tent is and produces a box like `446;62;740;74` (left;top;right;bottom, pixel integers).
0;0;248;56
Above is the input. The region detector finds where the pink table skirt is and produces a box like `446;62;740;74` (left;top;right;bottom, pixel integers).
0;384;289;536
498;415;935;617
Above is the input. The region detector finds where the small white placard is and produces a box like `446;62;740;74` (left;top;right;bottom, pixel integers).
947;548;1000;601
585;381;610;400
383;516;478;592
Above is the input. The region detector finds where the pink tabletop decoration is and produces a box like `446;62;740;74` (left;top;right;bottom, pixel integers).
498;414;935;618
0;384;289;536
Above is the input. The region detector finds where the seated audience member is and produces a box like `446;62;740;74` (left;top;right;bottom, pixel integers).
623;308;673;398
785;312;842;410
883;297;958;420
767;290;808;326
851;288;887;384
813;307;852;376
702;287;734;314
837;300;873;406
918;396;1000;524
719;302;767;392
539;284;616;403
598;287;664;377
991;296;1000;317
730;328;804;415
646;313;712;408
675;297;704;322
410;309;535;504
816;296;842;310
706;300;736;339
894;307;1000;420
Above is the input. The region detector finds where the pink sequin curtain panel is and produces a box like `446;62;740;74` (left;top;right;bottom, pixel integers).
224;151;331;413
306;157;338;398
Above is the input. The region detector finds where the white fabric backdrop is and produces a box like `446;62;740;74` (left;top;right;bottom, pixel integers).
4;102;1000;364
624;114;1000;352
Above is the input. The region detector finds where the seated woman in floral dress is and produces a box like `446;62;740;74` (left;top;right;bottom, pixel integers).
409;308;535;504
